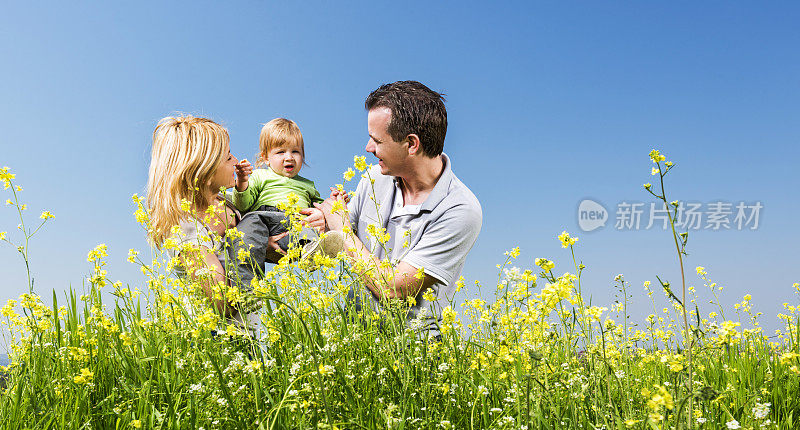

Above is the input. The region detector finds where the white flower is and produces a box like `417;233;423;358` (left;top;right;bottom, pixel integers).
726;419;740;429
752;402;771;419
696;417;707;424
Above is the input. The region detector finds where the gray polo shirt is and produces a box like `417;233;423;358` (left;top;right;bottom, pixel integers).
347;153;482;336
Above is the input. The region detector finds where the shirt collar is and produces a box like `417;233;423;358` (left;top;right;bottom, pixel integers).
392;153;453;213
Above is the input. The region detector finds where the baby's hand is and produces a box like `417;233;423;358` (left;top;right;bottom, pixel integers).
235;159;253;192
329;186;351;204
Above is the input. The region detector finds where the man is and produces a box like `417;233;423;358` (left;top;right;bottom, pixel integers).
317;80;482;337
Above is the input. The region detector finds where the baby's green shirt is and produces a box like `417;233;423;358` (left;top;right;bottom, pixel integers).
232;168;323;212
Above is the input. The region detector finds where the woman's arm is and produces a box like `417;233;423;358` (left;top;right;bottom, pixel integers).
180;246;234;317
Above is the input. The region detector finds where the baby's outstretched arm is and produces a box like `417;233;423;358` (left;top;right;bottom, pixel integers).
235;159;253;192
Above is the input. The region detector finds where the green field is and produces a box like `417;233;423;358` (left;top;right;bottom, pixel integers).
1;154;798;429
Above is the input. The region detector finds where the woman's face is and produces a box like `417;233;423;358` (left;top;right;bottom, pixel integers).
209;140;238;192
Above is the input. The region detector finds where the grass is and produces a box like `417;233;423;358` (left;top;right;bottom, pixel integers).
0;154;799;429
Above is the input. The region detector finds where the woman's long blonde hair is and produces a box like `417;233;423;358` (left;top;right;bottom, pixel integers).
146;115;229;247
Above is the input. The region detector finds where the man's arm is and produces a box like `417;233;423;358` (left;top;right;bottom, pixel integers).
315;196;438;301
344;232;440;301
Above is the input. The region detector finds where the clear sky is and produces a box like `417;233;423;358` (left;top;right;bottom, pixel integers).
1;2;798;338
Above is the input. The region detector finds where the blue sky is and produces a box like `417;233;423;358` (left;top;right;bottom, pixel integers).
1;2;798;338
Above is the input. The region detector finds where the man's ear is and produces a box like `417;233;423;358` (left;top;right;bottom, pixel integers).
406;134;422;155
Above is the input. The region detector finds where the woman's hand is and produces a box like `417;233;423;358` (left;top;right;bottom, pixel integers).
264;231;289;263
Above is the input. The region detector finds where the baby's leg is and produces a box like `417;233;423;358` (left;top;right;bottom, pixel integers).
227;209;288;290
259;206;292;251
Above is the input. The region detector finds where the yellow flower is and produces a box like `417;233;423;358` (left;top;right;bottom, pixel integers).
535;258;555;271
646;385;674;411
318;364;335;376
441;306;457;326
557;231;578;248
119;332;133;346
87;244;109;263
131;420;142;429
651;167;660;175
696;266;707;276
649;149;666;163
127;249;139;263
354;155;368;172
73;368;93;384
39;211;55;220
0;167;15;189
330;200;345;214
134;208;148;224
780;352;799;364
343;168;355;181
0;231;6;241
586;306;607;321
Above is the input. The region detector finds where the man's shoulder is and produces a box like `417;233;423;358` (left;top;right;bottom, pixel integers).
446;174;481;212
435;174;482;230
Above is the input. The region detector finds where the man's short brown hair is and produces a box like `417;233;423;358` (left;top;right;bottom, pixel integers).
365;81;447;157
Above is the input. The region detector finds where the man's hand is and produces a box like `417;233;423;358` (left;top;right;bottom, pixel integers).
314;193;350;231
235;159;253;192
299;207;326;232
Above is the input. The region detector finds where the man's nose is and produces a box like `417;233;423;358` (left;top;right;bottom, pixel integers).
365;140;375;153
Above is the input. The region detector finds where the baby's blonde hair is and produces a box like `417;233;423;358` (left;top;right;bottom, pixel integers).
146;115;229;247
256;118;305;167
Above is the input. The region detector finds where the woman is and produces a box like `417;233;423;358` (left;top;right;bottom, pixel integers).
145;115;286;334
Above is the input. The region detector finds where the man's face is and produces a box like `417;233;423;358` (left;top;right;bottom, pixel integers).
366;107;408;176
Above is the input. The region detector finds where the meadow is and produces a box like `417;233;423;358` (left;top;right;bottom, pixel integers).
0;151;798;429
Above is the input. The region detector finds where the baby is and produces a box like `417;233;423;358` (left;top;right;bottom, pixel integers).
229;118;340;290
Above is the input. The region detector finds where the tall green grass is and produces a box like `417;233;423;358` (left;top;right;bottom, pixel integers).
0;156;798;429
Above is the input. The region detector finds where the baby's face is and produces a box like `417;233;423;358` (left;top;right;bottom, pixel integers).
266;142;303;178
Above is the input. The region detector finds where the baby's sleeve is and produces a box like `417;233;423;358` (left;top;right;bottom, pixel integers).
232;171;264;211
308;183;324;204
